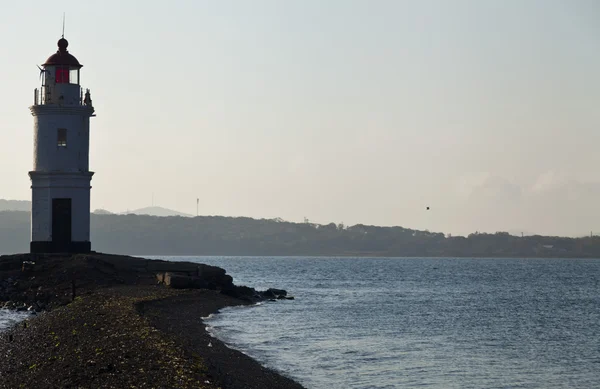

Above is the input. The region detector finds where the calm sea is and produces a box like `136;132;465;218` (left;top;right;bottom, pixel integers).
155;256;600;389
2;256;599;388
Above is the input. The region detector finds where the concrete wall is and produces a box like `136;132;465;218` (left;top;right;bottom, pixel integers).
32;108;91;172
30;100;95;246
30;172;93;242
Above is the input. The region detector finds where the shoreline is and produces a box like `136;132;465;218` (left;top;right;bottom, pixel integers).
0;253;306;389
139;290;305;389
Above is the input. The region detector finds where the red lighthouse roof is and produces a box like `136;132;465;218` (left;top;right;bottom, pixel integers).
43;38;82;68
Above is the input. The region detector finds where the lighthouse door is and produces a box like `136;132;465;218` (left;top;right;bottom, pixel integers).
52;198;72;248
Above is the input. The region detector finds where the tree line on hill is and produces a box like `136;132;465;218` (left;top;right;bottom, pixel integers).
0;210;599;257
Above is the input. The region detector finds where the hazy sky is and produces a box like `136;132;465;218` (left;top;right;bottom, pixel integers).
0;1;598;236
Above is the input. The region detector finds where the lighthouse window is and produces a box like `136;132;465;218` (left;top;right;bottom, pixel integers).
69;69;79;84
57;128;67;147
56;67;69;83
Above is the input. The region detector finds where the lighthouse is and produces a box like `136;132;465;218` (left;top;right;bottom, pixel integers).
29;37;95;253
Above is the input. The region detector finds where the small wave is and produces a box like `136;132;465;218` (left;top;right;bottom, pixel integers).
0;310;31;332
204;325;220;339
201;313;216;320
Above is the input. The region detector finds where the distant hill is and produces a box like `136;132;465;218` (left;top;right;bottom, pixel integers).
0;210;599;257
121;206;193;218
92;209;114;215
0;200;30;212
0;200;189;218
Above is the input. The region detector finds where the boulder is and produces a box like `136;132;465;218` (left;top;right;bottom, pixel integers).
220;285;256;300
163;273;198;289
157;269;235;291
262;288;288;299
21;261;35;273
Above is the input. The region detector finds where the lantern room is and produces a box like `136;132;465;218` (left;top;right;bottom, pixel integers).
36;38;85;106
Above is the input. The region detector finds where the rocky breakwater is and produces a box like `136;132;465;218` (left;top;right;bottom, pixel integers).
156;271;293;301
0;252;289;312
0;253;304;389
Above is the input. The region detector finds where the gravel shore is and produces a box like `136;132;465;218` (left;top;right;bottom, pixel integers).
0;253;306;389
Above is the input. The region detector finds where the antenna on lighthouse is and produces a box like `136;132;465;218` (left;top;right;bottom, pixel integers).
62;13;65;38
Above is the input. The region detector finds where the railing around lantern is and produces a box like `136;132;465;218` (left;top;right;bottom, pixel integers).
33;86;92;107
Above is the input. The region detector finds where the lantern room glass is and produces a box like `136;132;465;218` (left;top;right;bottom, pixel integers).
56;67;69;83
69;68;80;85
55;66;80;84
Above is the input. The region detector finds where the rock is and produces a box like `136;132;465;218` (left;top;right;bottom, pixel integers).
3;301;15;310
262;288;287;299
0;253;293;316
221;285;256;300
100;363;114;373
158;270;235;291
21;261;35;273
162;272;210;290
268;288;287;296
163;273;188;289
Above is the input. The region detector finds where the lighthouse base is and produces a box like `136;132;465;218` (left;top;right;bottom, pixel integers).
30;241;91;254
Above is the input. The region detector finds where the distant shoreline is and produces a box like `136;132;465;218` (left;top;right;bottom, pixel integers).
1;210;599;258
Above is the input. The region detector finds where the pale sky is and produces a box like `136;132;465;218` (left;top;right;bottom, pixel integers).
0;0;598;237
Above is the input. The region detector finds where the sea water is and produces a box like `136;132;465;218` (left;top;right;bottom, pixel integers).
1;257;598;388
153;256;600;389
0;309;30;332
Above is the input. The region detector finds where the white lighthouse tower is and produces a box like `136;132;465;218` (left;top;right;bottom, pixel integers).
29;37;95;253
